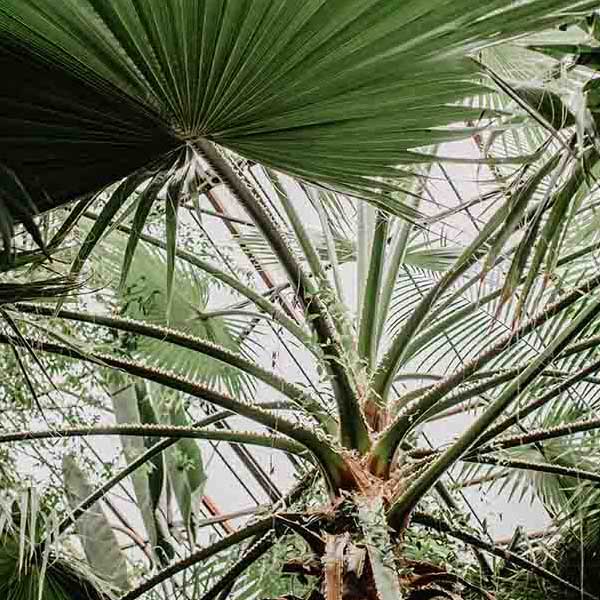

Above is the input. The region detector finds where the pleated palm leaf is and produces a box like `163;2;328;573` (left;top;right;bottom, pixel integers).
0;0;598;257
9;167;600;600
93;235;258;399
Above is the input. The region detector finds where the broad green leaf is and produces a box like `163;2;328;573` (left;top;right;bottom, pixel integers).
133;382;165;516
62;454;130;592
108;376;164;562
152;388;207;542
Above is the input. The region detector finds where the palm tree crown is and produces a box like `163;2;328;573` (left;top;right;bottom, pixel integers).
2;2;600;600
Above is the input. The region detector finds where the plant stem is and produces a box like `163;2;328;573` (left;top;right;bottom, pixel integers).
358;209;388;371
406;239;600;366
197;532;275;600
53;412;231;539
12;303;331;428
411;512;594;599
0;424;305;454
465;455;600;484
473;415;600;454
120;517;276;600
374;153;571;400
371;190;509;402
311;188;348;309
374;196;419;347
195;138;369;453
472;356;600;449
0;333;355;492
275;175;355;347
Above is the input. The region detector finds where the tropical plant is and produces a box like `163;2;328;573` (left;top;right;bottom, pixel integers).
3;2;600;600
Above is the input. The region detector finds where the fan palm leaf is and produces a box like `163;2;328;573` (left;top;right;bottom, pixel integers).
0;0;597;227
0;492;109;600
92;234;259;399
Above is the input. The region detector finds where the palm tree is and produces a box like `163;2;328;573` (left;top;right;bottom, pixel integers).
3;1;600;599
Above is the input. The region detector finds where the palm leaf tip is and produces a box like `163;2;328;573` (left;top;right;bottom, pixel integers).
0;163;47;257
0;277;81;306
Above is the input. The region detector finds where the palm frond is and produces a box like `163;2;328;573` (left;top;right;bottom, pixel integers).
0;491;110;600
1;0;596;229
94;236;259;401
0;277;79;306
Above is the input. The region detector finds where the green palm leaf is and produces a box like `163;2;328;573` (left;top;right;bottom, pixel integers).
62;455;130;593
96;237;258;400
1;0;596;224
0;492;109;600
